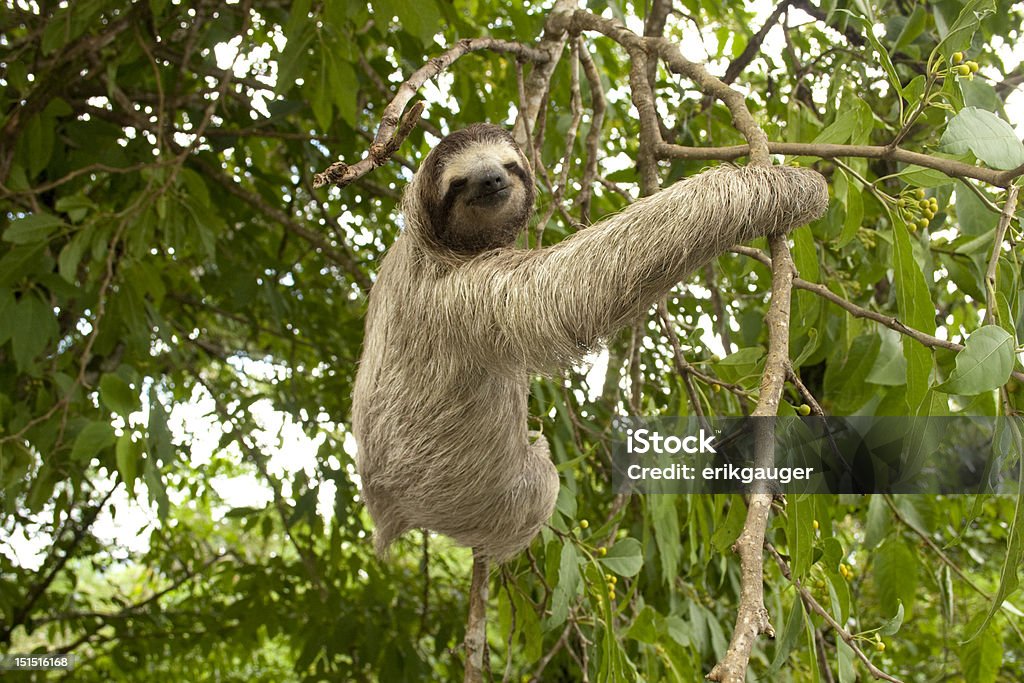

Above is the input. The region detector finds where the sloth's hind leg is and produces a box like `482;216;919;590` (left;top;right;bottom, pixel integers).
483;432;559;562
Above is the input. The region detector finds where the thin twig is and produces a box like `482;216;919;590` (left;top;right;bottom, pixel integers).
766;543;904;682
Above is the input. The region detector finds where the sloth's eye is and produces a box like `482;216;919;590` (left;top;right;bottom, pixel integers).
503;162;519;171
450;177;468;190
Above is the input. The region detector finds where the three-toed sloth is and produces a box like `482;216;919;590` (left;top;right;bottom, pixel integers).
352;123;828;561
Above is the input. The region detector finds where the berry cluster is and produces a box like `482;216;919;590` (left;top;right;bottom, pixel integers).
897;187;940;232
950;51;980;79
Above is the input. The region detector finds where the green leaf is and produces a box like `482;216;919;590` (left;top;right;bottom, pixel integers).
115;434;142;493
599;537;644;576
768;595;806;674
277;15;314;95
58;229;91;282
100;373;139;418
863;495;890;549
872;538;918;617
838;174;864;247
967;418;1024;640
866;329;907;386
650;495;680;582
547;541;580;628
960;616;1003;683
10;295;56;371
893;5;927;52
711;495;747;553
3;213;63;244
956;180;997;236
895;164;957;188
824;333;881;413
626;605;661;644
933;0;996;64
837;638;855;683
940;107;1024;170
0;288;15;346
787;494;815;578
878;601;905;636
842;11;902;98
71;421;116;462
936;325;1015;395
892;217;936;411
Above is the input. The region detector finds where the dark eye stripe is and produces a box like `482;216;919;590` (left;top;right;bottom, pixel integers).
450;177;468;189
503;162;518;170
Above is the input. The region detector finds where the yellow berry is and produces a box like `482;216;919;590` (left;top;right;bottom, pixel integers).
957;65;971;76
914;188;926;200
918;199;930;209
815;579;826;589
797;404;811;416
598;547;607;557
929;197;938;209
712;384;721;393
608;575;617;584
580;519;589;529
952;51;964;65
968;61;979;73
813;519;820;530
917;218;929;229
608;590;616;600
876;642;886;652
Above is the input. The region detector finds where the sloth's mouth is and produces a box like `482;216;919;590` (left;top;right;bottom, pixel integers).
470;185;511;206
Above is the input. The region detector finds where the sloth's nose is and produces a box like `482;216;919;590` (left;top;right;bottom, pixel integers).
477;169;509;192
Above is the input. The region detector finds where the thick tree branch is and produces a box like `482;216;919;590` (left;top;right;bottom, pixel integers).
464;550;490;683
658;141;1024;187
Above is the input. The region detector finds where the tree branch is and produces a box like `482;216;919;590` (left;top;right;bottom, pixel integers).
463;550;490;683
313;39;550;188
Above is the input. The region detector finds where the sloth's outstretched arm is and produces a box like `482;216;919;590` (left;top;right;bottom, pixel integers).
438;164;828;372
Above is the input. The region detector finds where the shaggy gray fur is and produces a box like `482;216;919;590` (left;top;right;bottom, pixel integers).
352;125;828;561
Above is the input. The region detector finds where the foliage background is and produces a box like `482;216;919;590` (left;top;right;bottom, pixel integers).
1;0;1023;680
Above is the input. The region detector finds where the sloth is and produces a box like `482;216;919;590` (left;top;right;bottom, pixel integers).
352;123;828;561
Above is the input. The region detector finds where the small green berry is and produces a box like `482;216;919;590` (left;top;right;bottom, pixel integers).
951;51;964;65
957;65;971;76
797;404;811;416
918;199;930;210
876;642;886;652
917;218;929;229
968;61;979;73
580;519;589;529
597;547;607;557
914;188;926;200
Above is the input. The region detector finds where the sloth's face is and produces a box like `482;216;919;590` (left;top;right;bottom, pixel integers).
421;125;536;254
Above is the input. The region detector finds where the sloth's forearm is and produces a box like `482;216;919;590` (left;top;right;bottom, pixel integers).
446;165;828;370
